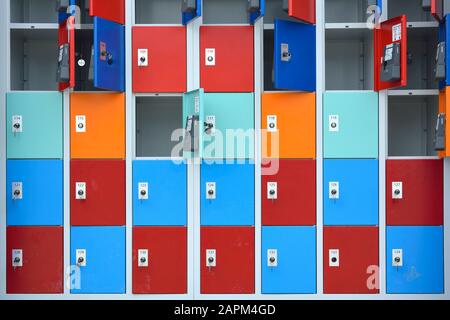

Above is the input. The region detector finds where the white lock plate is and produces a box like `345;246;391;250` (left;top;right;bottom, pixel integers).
137;48;148;66
329;249;340;267
392;182;403;199
76;249;86;267
206;182;216;200
267;115;277;132
205;115;216;135
329;181;339;199
75;115;86;133
329;115;339;132
206;249;216;267
267;182;278;200
267;249;278;267
75;182;86;200
12;115;23;133
138;249;149;267
392;249;403;267
138;182;148;200
12;182;23;200
205;48;215;66
12;249;23;267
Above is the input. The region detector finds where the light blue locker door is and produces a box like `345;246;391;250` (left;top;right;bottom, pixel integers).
203;93;254;159
6;92;63;159
201;161;254;226
133;160;187;226
262;226;316;294
70;226;126;294
324;159;379;226
387;226;444;294
323;91;378;158
7;160;63;226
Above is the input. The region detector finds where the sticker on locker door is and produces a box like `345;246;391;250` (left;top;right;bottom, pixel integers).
12;249;23;268
75;182;86;200
392;182;403;199
267;115;277;132
206;182;216;200
329;249;339;267
12;182;22;200
138;182;148;200
329;115;339;132
138;249;148;267
329;182;339;199
76;249;86;267
205;48;216;66
267;182;278;200
392;248;403;267
206;249;216;267
12;115;22;133
267;249;278;267
137;49;148;67
205;115;216;135
392;24;402;41
75;115;86;133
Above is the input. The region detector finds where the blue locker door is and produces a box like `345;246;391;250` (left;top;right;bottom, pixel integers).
249;0;265;25
182;0;202;25
182;89;205;159
133;160;187;226
323;159;379;226
7;160;63;226
201;162;254;226
387;226;444;294
262;226;316;294
94;17;125;91
70;226;126;294
274;19;316;91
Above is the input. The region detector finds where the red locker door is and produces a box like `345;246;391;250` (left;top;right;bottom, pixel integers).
7;227;63;294
386;159;443;226
201;227;255;294
132;26;187;93
324;226;379;294
200;26;254;93
262;159;316;226
133;227;187;294
289;0;316;24
58;16;75;91
71;160;125;226
90;0;125;24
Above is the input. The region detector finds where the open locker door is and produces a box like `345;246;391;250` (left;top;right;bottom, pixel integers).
182;0;202;25
249;0;265;25
432;0;445;22
374;15;407;91
90;0;125;25
182;89;204;159
287;0;315;25
58;16;75;91
274;19;316;92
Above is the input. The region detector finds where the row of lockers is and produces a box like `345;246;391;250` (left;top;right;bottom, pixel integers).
6;225;444;294
6;158;443;226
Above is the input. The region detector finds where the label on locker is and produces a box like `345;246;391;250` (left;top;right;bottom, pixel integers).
138;182;148;200
206;182;216;200
12;182;23;200
194;95;200;113
392;249;403;267
76;249;86;267
267;115;277;132
205;115;216;135
205;48;216;66
138;249;149;267
267;182;278;200
329;249;339;267
12;249;23;267
75;115;86;133
392;23;402;42
206;249;216;267
329;115;339;132
267;249;278;267
75;182;86;200
392;181;403;199
137;49;148;67
329;181;339;199
12;115;23;133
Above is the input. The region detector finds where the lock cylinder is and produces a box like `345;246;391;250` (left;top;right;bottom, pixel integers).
13;189;21;197
77;257;84;265
208;256;215;264
78;189;84;196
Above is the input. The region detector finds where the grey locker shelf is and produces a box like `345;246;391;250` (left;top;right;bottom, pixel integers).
11;0;59;23
388;0;434;22
135;0;183;24
325;0;377;23
203;0;250;24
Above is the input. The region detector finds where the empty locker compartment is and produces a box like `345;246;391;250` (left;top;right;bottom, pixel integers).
10;0;59;23
325;0;379;23
203;0;251;24
388;95;439;157
135;0;182;24
388;0;434;22
136;96;184;158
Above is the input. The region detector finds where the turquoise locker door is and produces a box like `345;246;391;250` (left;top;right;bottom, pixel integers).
203;93;254;159
182;89;204;158
6;92;63;159
323;91;378;158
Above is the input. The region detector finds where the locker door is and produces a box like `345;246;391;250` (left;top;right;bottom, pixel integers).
93;17;125;92
182;89;204;159
7;226;63;294
249;0;265;25
438;87;450;158
90;0;125;25
432;0;445;21
182;0;202;25
133;160;187;226
132;26;187;93
7;160;63;226
7;92;63;159
323;226;379;294
287;0;315;24
58;16;75;91
438;15;450;87
262;226;316;294
274;19;316;91
133;227;187;294
386;160;443;226
203;93;254;159
386;226;444;294
323;91;378;159
374;15;407;91
324;159;379;226
201;162;255;226
71;160;125;226
262;159;316;226
201;227;255;294
70;226;126;294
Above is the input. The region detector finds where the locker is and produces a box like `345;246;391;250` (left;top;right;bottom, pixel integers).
323;226;379;294
182;89;205;159
71;160;125;226
7;226;63;294
262;93;316;159
438;87;450;157
7;160;63;226
6;92;63;159
133;160;187;226
200;26;254;92
90;0;125;25
386;159;443;226
262;159;316;226
201;226;255;294
70;93;125;159
132;26;187;93
201;162;255;226
262;226;316;294
323;91;378;159
203;93;254;159
386;226;444;294
70;226;126;294
133;227;187;294
324;159;379;226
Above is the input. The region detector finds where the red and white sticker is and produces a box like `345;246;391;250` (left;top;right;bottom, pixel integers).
392;23;402;42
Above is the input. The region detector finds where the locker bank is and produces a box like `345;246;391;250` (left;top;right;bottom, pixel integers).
0;0;449;300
